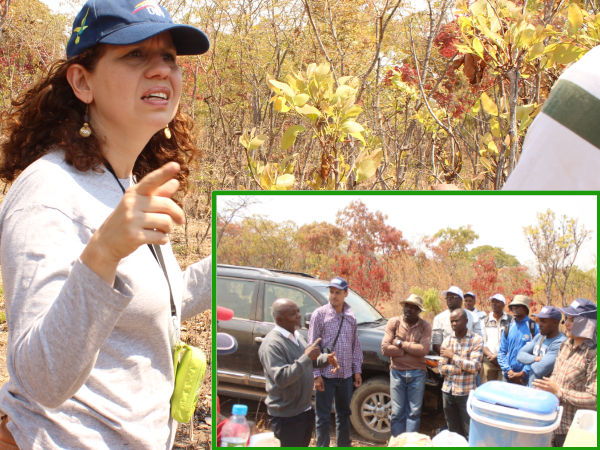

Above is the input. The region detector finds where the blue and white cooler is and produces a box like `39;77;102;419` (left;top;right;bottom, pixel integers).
467;381;562;447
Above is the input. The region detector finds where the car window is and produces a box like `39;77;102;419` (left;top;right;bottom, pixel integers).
217;277;257;319
263;283;320;323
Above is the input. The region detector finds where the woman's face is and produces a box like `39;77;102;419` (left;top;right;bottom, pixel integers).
564;316;574;338
86;32;182;141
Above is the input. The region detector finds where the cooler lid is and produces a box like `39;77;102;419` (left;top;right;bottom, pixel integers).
473;381;559;415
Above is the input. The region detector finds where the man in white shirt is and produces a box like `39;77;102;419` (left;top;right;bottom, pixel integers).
481;294;511;383
431;286;483;355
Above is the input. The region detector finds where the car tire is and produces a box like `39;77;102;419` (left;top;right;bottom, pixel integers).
350;376;391;443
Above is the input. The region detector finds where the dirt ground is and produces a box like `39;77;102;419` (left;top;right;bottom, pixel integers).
219;394;447;447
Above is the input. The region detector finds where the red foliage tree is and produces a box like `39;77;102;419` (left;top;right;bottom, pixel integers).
334;201;413;307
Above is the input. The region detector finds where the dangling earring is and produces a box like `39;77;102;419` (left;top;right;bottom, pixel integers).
163;125;172;139
79;105;92;138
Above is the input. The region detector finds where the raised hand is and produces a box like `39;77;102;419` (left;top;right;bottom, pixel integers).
81;162;184;284
304;337;322;360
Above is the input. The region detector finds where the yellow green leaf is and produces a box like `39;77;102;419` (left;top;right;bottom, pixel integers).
273;96;290;113
341;120;364;134
281;125;305;150
315;63;330;79
293;93;310;107
267;78;295;97
567;3;584;35
527;42;545;61
274;174;295;190
480;92;498;116
295;104;321;120
334;85;355;101
343;105;363;119
248;134;268;151
355;150;382;183
472;37;485;59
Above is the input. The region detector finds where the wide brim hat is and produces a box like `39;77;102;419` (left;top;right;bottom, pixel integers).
509;294;531;311
66;0;210;59
401;294;425;312
560;298;597;319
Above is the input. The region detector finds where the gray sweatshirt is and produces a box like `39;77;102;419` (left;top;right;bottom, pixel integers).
0;151;211;449
258;328;328;418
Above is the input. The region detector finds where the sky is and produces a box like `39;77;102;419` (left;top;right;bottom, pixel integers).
216;194;598;272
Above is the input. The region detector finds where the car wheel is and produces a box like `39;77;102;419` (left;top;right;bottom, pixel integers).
350;376;391;443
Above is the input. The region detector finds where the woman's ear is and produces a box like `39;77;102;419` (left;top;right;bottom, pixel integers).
66;64;93;104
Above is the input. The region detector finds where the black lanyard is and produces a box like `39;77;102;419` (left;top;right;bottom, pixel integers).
104;163;177;318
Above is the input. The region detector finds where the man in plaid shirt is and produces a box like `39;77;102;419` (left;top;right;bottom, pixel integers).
308;277;362;447
439;308;483;440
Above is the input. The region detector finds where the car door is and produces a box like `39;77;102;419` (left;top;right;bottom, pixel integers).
249;281;322;386
216;276;259;385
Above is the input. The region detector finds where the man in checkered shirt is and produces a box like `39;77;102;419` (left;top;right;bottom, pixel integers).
308;277;363;447
439;308;483;440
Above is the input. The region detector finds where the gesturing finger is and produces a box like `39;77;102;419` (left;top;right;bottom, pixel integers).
132;162;180;197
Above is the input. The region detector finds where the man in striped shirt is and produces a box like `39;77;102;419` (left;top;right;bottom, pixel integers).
439;308;483;440
308;277;363;447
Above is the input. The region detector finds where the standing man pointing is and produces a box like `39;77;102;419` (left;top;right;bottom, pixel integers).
259;298;338;447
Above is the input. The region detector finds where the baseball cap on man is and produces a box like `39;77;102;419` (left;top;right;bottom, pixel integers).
464;291;476;298
328;277;348;290
560;298;597;319
532;305;562;321
442;286;464;300
509;294;531;311
489;293;506;304
66;0;210;59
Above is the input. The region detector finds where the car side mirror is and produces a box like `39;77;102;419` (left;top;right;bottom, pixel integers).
304;312;312;329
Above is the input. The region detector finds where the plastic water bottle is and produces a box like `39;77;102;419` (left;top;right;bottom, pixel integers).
221;404;250;447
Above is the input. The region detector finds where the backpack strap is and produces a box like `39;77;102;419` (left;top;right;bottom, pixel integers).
529;318;536;337
503;315;513;339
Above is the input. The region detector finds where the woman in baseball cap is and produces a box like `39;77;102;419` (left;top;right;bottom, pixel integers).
533;298;597;446
0;1;211;447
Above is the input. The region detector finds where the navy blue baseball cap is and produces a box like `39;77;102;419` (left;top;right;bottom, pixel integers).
328;277;349;290
66;0;210;59
532;305;562;321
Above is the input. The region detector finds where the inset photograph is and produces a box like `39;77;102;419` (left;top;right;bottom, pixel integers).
215;193;597;447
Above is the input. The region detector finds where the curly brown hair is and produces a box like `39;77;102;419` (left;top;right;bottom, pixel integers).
0;46;199;189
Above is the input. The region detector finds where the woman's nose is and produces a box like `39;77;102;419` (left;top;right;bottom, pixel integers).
146;54;172;78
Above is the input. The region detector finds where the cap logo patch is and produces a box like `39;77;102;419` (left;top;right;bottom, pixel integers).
73;8;90;45
570;299;581;308
132;1;165;17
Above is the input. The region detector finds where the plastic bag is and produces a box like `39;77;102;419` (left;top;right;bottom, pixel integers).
431;429;468;447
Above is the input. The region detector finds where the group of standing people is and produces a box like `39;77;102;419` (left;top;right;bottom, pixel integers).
385;286;596;447
258;277;596;448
